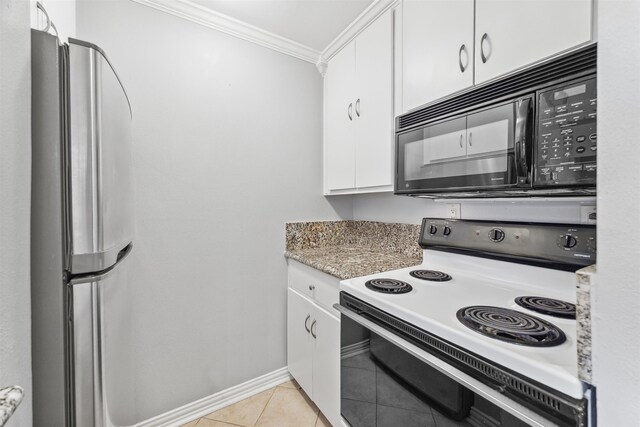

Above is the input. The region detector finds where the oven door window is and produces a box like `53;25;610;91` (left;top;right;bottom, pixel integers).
341;315;530;427
396;102;517;193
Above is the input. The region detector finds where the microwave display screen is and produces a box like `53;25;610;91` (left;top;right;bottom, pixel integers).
554;84;586;100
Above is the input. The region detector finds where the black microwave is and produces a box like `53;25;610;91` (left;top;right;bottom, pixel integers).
395;44;597;198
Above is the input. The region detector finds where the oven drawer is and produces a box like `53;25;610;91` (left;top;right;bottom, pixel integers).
287;259;339;316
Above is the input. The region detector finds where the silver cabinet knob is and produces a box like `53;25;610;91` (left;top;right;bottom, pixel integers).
308;284;315;291
348;103;353;121
459;134;464;148
304;314;311;333
355;98;361;117
468;132;473;146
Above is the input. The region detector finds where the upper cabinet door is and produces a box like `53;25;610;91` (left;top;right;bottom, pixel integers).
325;41;356;191
475;0;592;84
355;9;393;189
402;0;474;112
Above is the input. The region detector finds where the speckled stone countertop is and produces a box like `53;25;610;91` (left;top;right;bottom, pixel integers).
0;386;23;427
284;221;423;280
576;264;596;383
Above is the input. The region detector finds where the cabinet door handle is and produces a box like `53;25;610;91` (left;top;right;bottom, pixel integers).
308;284;315;291
304;315;311;333
459;135;464;148
348;103;353;121
468;132;473;147
480;33;490;63
310;319;317;339
355;98;360;117
458;44;468;72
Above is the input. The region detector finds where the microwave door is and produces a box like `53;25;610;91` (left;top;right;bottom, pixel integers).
464;102;517;188
396;100;524;194
68;39;133;274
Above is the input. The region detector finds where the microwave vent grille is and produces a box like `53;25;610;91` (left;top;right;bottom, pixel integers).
398;43;597;131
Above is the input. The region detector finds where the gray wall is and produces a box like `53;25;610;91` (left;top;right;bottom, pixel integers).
352;193;589;225
592;0;640;424
0;0;33;425
76;0;351;421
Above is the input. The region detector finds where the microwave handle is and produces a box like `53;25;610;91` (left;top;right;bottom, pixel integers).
514;97;532;186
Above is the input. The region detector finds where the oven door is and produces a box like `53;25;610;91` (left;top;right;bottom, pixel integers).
336;301;590;427
395;97;533;195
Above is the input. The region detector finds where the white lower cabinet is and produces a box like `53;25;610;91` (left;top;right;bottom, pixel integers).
310;302;340;426
287;261;340;426
287;288;314;394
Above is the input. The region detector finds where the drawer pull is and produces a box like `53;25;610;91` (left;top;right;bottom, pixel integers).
308;284;315;291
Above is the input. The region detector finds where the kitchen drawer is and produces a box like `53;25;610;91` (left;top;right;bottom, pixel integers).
287;260;340;316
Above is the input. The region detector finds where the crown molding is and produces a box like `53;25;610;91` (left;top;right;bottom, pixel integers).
130;0;321;64
319;0;398;66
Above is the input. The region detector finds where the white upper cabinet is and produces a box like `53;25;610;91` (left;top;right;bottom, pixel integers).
400;0;593;114
325;42;356;191
402;0;474;112
474;0;592;84
355;12;393;189
324;9;394;194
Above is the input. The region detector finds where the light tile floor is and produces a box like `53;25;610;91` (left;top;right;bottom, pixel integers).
180;380;331;427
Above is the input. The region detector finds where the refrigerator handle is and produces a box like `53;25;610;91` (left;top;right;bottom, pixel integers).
116;243;133;263
70;243;133;285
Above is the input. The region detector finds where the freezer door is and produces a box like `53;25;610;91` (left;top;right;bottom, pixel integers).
68;39;133;274
68;245;137;427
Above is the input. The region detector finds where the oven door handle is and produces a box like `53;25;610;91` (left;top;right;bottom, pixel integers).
334;303;561;427
514;97;532;187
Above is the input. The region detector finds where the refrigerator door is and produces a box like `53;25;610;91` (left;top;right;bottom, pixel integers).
68;38;133;274
68;245;137;427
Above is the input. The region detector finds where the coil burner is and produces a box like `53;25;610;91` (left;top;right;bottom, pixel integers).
456;306;566;347
409;270;452;282
515;296;576;319
365;279;412;294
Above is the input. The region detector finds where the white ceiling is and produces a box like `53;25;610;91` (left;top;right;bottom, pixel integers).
189;0;375;51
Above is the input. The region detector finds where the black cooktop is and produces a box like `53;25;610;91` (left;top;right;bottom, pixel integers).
409;269;452;282
515;296;576;319
365;278;412;294
456;306;566;347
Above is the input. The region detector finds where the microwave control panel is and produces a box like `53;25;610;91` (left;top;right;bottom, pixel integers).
534;77;597;187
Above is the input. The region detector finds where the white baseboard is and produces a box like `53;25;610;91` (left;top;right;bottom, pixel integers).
136;367;292;427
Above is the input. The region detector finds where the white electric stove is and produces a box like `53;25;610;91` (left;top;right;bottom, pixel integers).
337;218;596;427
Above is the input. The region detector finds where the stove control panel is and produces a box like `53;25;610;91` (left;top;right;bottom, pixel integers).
419;218;596;269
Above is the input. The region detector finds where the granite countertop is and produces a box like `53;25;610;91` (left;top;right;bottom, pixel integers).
0;386;23;427
284;221;423;280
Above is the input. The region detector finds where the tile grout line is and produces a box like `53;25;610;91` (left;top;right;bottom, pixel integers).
194;417;246;427
251;385;278;427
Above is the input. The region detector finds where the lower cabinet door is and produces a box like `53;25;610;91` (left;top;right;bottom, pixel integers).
312;305;341;427
287;289;314;397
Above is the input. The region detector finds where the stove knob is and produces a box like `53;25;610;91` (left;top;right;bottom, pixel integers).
562;234;578;249
489;228;505;242
428;225;438;235
443;226;452;236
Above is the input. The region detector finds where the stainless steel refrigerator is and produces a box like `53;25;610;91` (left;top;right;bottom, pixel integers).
31;29;135;426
